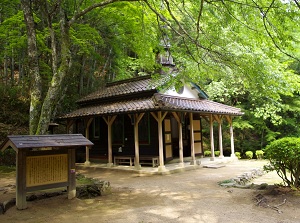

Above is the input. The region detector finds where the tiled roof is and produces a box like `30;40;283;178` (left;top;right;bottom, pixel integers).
154;94;243;115
60;93;243;119
78;75;155;104
61;97;157;119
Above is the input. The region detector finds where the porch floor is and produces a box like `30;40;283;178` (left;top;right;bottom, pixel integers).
76;156;237;175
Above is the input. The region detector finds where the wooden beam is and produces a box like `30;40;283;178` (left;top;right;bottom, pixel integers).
16;150;27;210
209;114;215;161
68;149;76;199
151;111;167;171
84;118;93;166
103;115;117;166
66;120;74;134
218;120;224;158
134;113;144;169
189;113;196;165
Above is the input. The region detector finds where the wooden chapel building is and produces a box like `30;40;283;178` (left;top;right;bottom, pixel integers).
58;75;243;172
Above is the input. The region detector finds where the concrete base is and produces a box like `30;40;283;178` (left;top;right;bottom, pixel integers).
107;163;114;167
68;189;76;199
178;162;185;168
158;165;167;172
135;164;142;170
84;161;91;166
190;160;201;165
231;154;238;161
210;157;215;161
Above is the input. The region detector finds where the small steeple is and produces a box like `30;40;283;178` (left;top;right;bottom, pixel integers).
157;26;175;67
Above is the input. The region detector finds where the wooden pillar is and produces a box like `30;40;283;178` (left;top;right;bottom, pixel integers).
133;113;144;169
103;116;117;167
218;121;224;158
189;113;196;165
172;112;184;167
66;120;74;134
151;111;168;172
68;149;76;199
84;118;93;166
16;149;27;210
214;115;224;158
210;114;215;161
226;116;236;158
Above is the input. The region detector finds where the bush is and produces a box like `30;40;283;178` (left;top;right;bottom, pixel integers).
214;151;220;157
264;137;300;188
255;150;264;159
245;151;253;159
0;148;16;166
235;152;241;159
204;150;211;157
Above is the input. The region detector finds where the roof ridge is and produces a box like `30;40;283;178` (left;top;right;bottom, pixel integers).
106;75;151;87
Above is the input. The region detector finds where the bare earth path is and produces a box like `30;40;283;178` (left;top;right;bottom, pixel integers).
1;160;300;223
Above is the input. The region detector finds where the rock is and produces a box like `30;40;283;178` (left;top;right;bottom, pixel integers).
76;180;111;199
3;198;16;213
0;203;4;215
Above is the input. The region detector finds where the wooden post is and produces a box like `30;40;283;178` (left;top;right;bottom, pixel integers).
16;149;27;210
151;111;168;172
84;118;93;166
103;116;117;167
214;115;224;159
218;121;224;158
210;114;215;161
66;120;74;134
133;113;144;169
68;149;76;199
189;113;196;165
172;112;184;167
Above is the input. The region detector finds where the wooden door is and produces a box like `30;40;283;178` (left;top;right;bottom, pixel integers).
193;119;203;155
164;119;173;160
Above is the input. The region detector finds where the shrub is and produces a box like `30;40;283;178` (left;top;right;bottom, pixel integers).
204;150;211;157
245;151;253;159
235;152;241;159
0;148;16;166
264;137;300;188
214;151;220;157
255;150;264;159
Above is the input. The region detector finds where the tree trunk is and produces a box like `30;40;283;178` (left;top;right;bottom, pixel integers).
36;6;71;134
20;0;42;135
10;49;14;85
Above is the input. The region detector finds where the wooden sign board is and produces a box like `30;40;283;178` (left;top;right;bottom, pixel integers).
26;154;68;187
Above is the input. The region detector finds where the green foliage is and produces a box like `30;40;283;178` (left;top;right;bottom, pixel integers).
204;150;211;157
245;151;253;159
264;137;300;188
235;152;241;159
0;83;29;126
214;151;220;157
255;150;264;160
0;148;16;166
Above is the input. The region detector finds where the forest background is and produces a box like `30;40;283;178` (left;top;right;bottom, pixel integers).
0;0;300;161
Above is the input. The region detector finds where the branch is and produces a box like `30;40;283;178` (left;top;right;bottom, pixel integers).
196;0;204;39
69;0;140;26
294;0;300;10
252;0;300;62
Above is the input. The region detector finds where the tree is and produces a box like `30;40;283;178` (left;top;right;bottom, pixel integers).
15;0;300;135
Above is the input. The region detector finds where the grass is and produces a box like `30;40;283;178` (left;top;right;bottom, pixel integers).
0;165;16;173
76;173;96;185
0;165;16;178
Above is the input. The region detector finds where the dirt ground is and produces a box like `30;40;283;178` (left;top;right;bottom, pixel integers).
1;160;300;223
